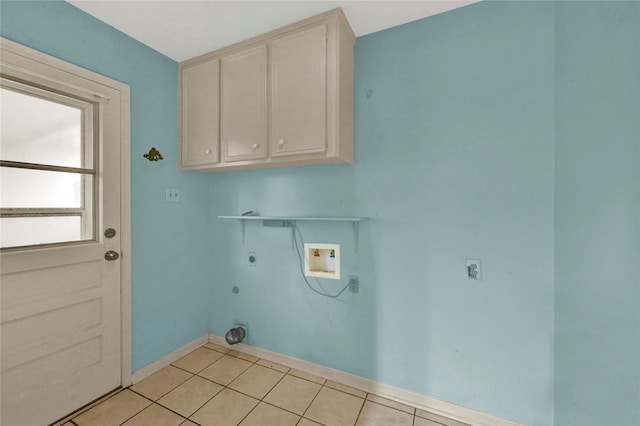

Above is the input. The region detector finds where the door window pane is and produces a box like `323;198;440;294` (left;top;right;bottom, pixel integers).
0;167;92;209
0;216;82;247
0;87;92;168
1;81;96;249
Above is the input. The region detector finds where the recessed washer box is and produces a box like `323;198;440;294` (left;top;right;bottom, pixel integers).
304;243;340;280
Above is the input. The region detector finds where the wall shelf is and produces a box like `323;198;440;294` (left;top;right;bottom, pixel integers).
218;215;367;247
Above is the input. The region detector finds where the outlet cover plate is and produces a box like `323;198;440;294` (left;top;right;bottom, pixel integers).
165;188;180;202
466;259;482;280
349;275;359;293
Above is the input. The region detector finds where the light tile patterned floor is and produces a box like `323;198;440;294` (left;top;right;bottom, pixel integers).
56;343;469;426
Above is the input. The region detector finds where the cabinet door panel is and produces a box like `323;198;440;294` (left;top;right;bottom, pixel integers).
181;60;220;166
221;46;267;162
270;24;327;157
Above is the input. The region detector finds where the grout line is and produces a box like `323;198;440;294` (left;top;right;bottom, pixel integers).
69;344;465;426
300;378;329;422
135;369;193;402
262;365;288;396
230;392;260;426
352;393;367;426
412;413;456;426
115;403;152;425
325;380;367;399
201;345;222;353
260;399;306;420
185;364;280;424
171;357;224;375
220;386;261;402
57;387;124;425
257;358;291;374
203;343;231;355
252;367;294;416
365;394;418;417
128;387;158;404
228;349;261;364
169;363;200;374
224;371;285;404
181;387;222;425
122;392;191;424
289;375;326;387
191;355;313;423
287;369;327;386
146;372;226;421
226;346;465;425
108;393;170;425
146;401;190;424
170;347;228;374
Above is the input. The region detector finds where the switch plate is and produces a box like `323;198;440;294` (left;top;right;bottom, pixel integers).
466;259;482;280
165;188;180;203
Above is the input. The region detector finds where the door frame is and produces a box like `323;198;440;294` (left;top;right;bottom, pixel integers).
1;36;132;387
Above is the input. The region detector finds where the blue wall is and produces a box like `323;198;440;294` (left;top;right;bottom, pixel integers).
0;0;213;371
554;2;640;425
208;2;640;425
2;1;639;426
209;2;555;425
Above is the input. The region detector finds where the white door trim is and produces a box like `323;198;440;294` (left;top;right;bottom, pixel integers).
0;36;132;388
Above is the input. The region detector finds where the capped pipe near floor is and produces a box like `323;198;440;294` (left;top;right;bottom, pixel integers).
225;326;246;345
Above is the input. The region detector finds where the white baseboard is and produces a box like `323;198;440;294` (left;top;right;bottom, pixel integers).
208;334;526;426
131;334;209;384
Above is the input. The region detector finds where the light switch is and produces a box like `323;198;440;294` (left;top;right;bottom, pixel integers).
165;188;180;202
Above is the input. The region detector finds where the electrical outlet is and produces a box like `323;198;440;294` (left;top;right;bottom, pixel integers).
466;259;482;280
165;188;180;202
349;275;359;293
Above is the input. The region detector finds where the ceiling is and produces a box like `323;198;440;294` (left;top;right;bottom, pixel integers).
67;1;478;62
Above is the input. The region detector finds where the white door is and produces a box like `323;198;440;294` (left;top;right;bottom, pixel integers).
0;39;130;426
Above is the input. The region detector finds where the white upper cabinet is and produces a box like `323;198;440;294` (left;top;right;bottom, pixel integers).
180;58;220;167
221;45;267;162
179;8;354;171
270;24;327;157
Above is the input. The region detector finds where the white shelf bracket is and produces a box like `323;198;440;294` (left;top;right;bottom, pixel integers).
219;215;367;249
353;222;360;252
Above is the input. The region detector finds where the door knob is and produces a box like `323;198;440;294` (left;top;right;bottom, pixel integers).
104;250;120;261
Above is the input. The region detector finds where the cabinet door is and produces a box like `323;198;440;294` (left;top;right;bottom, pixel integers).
270;24;327;157
181;59;220;167
221;46;267;162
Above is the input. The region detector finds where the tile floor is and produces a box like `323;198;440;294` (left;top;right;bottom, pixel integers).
55;343;469;426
